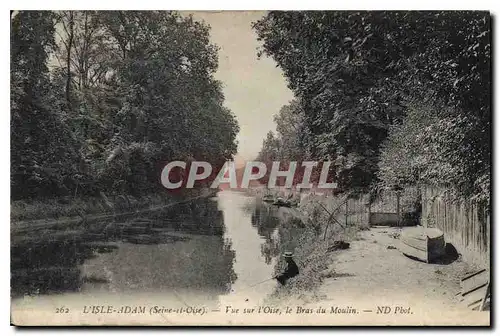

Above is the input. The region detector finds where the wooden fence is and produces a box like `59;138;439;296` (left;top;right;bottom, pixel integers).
421;187;490;268
284;186;490;268
297;189;410;228
345;196;370;227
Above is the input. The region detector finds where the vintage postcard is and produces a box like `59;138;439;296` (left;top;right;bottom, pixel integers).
10;10;491;326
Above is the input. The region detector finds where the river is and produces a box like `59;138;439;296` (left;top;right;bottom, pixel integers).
11;190;298;324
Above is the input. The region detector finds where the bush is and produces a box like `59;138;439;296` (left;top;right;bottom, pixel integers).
378;101;490;203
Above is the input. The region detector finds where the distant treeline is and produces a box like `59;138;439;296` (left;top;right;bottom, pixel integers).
254;11;490;203
11;11;239;200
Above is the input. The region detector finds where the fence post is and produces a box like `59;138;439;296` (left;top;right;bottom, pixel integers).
396;191;401;227
421;186;428;228
345;200;348;226
365;199;371;227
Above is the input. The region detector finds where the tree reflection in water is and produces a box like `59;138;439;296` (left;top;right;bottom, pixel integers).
11;196;237;299
250;199;308;265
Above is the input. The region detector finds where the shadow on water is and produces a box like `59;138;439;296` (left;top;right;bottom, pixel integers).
11;239;101;296
250;201;281;265
249;198;310;266
11;195;236;298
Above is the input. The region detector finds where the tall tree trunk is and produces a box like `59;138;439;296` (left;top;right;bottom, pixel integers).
65;11;74;110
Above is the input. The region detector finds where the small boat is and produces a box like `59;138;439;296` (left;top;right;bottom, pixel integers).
272;197;293;208
399;226;445;263
263;195;275;203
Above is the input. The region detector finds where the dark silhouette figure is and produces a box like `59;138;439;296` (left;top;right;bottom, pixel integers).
275;252;299;285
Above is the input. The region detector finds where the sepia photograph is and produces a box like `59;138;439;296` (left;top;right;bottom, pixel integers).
9;9;491;326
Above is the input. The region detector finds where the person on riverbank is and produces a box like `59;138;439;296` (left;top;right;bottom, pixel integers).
275;252;299;285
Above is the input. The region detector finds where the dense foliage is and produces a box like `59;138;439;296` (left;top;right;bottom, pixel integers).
254;11;490;201
256;99;305;163
11;11;239;200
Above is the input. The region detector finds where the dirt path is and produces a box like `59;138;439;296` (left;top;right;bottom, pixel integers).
304;226;488;324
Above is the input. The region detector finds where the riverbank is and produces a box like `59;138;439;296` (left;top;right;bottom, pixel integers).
246;188;359;303
306;226;489;325
263;192;363;305
11;189;217;230
258;190;484;320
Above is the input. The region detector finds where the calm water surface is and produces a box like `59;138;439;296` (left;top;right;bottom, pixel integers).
11;191;292;312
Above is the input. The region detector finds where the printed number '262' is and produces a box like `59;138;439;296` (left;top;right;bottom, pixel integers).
56;307;69;313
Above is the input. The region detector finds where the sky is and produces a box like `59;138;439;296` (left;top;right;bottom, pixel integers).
190;11;294;163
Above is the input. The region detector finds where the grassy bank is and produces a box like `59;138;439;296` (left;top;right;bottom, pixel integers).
259;191;368;305
11;189;216;224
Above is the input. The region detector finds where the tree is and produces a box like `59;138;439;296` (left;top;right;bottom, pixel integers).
11;11;81;199
274;100;306;161
253;11;490;196
11;11;240;199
